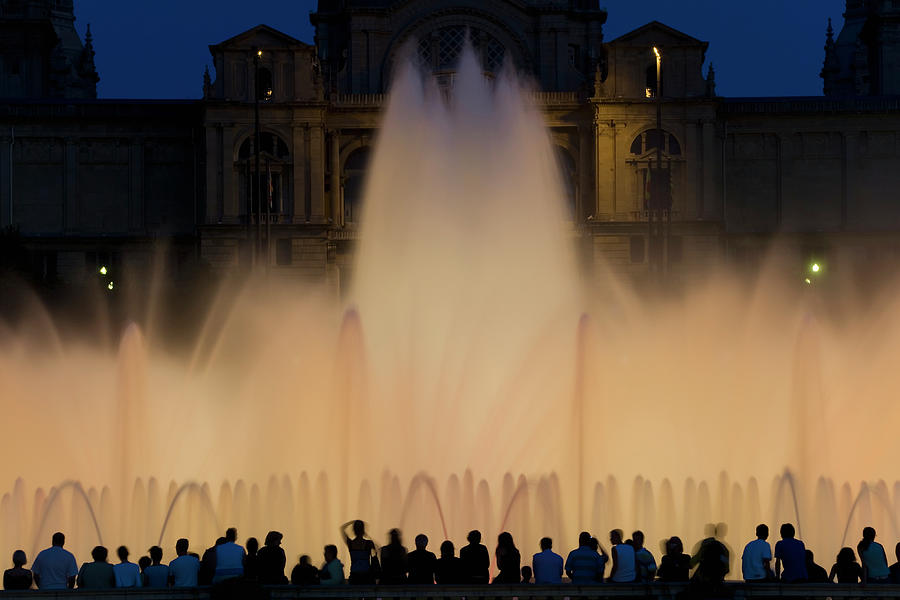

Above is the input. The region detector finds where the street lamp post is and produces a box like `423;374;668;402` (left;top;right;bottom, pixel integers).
253;47;262;270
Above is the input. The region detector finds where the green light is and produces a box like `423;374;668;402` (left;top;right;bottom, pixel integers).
99;266;108;276
804;278;812;285
811;263;820;273
107;281;114;291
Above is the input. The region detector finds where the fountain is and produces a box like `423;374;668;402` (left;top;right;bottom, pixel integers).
1;44;900;577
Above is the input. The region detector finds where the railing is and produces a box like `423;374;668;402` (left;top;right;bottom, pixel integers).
721;96;900;114
2;584;900;600
332;91;585;108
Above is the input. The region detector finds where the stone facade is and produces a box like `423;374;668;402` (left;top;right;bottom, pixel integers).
2;0;900;293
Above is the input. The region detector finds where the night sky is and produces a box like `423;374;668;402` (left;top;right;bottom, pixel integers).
74;0;845;99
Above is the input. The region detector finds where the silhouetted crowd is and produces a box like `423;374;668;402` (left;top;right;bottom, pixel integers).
4;521;900;590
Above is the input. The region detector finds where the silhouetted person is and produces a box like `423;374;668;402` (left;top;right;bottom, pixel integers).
858;526;890;583
805;550;828;583
632;531;656;582
243;537;259;580
379;528;408;584
138;555;151;575
77;546;115;590
774;523;807;583
408;533;437;584
565;532;604;584
608;529;636;583
3;550;32;590
144;546;168;588
169;538;200;588
459;530;490;584
890;542;900;583
291;555;319;586
258;530;288;584
493;532;520;584
520;565;532;584
319;545;344;586
199;537;225;585
657;536;690;582
533;537;563;584
742;524;773;582
588;537;609;581
114;546;142;588
342;520;377;584
691;528;730;584
830;547;862;583
434;540;463;584
214;528;246;583
32;532;77;589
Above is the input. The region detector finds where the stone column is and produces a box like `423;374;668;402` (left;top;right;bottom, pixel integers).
309;124;326;222
222;126;236;220
205;126;220;223
329;130;342;226
292;125;306;222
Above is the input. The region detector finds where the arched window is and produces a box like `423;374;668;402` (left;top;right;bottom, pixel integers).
630;129;681;157
417;26;507;75
555;146;577;219
236;132;291;222
343;147;371;224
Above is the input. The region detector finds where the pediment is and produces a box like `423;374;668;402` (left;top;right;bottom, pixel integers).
608;21;707;50
209;25;312;54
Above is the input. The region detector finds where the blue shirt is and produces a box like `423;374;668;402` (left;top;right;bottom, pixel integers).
32;546;78;590
774;538;808;582
532;549;564;584
565;546;605;584
168;555;200;587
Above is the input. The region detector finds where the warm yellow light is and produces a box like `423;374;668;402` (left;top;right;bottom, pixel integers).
107;281;114;291
98;265;107;276
811;263;820;273
804;278;812;285
257;50;263;57
653;46;660;59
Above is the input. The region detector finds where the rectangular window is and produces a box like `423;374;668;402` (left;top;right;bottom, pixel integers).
275;238;292;266
630;236;645;263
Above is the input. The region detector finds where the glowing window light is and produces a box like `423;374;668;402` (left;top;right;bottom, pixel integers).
99;266;108;276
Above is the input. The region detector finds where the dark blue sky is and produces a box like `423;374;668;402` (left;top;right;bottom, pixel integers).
74;0;845;99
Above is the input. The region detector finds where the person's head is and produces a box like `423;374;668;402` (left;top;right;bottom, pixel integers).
323;544;337;562
610;529;623;545
265;531;283;547
388;528;402;545
587;537;599;552
632;531;645;549
862;526;876;541
497;532;514;550
11;550;26;568
415;534;428;550
440;540;454;559
299;555;311;567
779;523;795;539
837;547;856;564
756;524;769;540
467;530;481;545
90;546;107;563
51;532;65;547
895;542;900;562
353;520;366;537
521;565;533;583
666;536;683;556
578;531;591;547
138;556;151;572
175;538;189;557
246;537;259;555
117;546;130;562
225;527;237;542
804;549;815;564
215;537;226;546
149;546;163;564
540;537;552;551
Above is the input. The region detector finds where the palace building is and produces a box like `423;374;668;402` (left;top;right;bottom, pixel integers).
2;0;900;293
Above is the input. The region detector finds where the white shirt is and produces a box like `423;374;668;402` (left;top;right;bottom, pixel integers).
741;539;772;581
32;546;78;590
114;561;143;587
169;555;200;587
